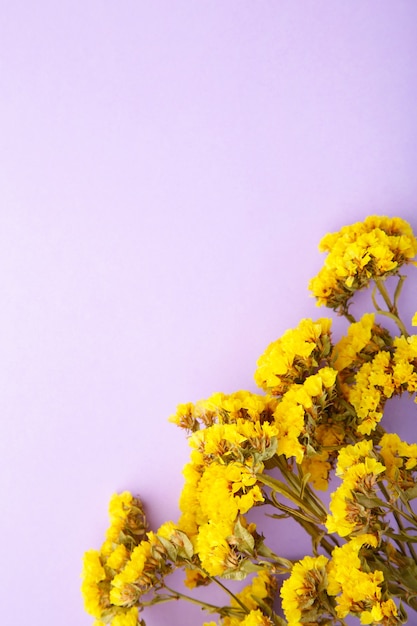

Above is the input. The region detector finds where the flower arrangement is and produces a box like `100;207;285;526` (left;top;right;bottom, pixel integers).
82;216;417;626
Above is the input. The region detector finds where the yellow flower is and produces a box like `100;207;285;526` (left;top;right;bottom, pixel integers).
303;373;323;397
326;534;396;624
106;544;128;571
332;313;375;371
81;550;109;619
380;432;417;489
349;351;393;434
195;519;237;576
156;520;178;540
184;568;210;589
301;451;331;490
111;607;139;626
326;443;385;537
110;541;154;605
82;550;106;583
273;396;305;463
280;555;330;625
241;609;274;625
81;580;108;619
169;402;197;430
190;423;246;460
198;462;264;524
412;312;417;326
254;318;332;396
227;569;276;613
271;366;338;465
393;334;417;362
310;216;417;313
336;440;374;477
360;599;398;624
318;365;338;388
170;391;279;431
108;492;133;522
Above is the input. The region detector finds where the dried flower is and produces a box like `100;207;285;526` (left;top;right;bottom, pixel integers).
83;216;417;626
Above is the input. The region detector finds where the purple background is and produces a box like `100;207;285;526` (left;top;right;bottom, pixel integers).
1;3;417;625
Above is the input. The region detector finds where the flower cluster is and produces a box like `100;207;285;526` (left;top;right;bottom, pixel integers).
82;215;417;626
327;535;398;624
326;441;386;537
348;334;417;435
81;493;194;626
309;215;417;315
81;492;148;626
254;317;333;396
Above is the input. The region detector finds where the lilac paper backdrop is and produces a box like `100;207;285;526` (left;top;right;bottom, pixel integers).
1;3;417;625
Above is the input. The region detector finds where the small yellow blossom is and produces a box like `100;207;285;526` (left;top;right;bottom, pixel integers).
195;519;237;576
184;568;210;589
332;313;375;371
301;450;331;490
170;391;278;431
327;442;385;537
380;432;417;491
81;551;109;619
281;555;330;625
82;550;106;583
336;440;374;477
272;366;338;464
349;351;393;434
106;544;129;571
111;607;139;626
108;492;133;523
327;535;396;624
241;609;274;625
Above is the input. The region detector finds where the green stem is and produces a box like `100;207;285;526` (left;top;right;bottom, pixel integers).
163;585;244;615
402;524;417;564
295;464;331;520
343;311;357;324
373;278;409;337
266;494;323;525
397;497;417;554
390;500;417;529
375;278;396;311
266;491;336;558
210;576;250;614
379;481;408;557
393;274;406;309
275;455;329;520
403;498;417;525
257;472;325;525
